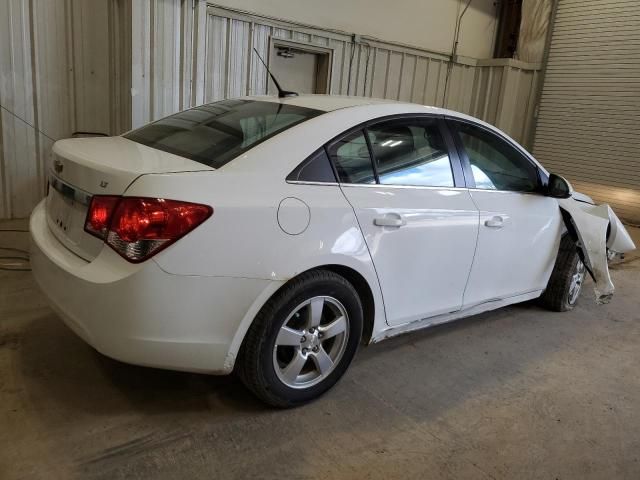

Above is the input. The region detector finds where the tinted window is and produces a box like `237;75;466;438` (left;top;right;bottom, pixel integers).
124;99;322;168
328;130;375;184
287;148;337;183
455;122;539;192
367;119;454;187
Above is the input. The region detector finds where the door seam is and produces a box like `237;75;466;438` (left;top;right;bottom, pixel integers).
461;188;481;308
338;185;390;327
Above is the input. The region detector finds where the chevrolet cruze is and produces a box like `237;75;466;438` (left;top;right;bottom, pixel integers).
30;95;635;406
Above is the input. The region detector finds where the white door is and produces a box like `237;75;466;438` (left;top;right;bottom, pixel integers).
329;117;479;326
448;119;563;307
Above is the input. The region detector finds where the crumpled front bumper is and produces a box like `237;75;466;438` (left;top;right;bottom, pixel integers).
559;197;636;303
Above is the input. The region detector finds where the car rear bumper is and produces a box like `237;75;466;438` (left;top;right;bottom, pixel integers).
29;200;275;374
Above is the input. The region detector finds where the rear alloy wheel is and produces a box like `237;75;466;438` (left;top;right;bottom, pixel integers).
238;270;363;407
273;296;350;389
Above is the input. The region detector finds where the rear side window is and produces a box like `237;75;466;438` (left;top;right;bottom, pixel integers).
287;148;337;183
366;119;454;187
124;99;322;169
327;130;376;184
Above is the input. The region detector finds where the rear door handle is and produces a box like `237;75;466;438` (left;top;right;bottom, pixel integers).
484;216;504;228
374;213;406;227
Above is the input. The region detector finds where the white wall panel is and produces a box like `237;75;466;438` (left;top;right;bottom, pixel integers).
194;7;540;145
132;0;152;126
1;1;540;219
204;15;228;102
151;0;182;119
71;1;112;135
209;0;498;59
0;0;38;218
1;0;130;219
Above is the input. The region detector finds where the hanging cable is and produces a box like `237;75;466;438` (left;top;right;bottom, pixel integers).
0;103;57;143
346;41;357;95
443;0;473;105
361;43;372;97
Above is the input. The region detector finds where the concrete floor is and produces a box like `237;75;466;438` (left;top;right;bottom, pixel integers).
2;218;640;480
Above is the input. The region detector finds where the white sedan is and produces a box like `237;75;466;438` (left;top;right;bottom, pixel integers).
30;95;635;407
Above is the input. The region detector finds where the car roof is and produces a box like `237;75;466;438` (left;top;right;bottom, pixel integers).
246;94;450;113
241;94;548;176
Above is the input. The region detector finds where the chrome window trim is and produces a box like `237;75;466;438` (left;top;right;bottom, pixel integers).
339;183;467;192
466;187;546;196
49;173;92;206
287;178;545;195
286;180;340;186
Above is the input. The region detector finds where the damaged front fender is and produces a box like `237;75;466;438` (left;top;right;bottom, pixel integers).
558;198;636;304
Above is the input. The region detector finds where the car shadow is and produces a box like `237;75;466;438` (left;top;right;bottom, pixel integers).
16;310;267;417
16;290;584;421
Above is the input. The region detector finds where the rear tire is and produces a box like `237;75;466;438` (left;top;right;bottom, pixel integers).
539;235;586;312
238;270;363;408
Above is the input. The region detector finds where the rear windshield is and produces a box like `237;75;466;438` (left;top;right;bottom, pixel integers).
124;99;323;168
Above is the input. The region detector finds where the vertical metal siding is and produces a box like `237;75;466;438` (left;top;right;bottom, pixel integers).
152;0;182;119
0;0;38;218
194;6;541;142
0;0;131;219
71;1;113;135
533;0;640;223
0;1;542;220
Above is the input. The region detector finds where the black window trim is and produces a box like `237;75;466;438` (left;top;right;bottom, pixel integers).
445;116;549;194
286;146;339;184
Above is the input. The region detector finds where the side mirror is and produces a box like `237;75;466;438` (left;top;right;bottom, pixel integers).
546;173;573;199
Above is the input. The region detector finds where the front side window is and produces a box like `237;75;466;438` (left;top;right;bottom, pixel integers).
124;100;322;169
327;130;376;184
366;119;454;187
453;122;539;192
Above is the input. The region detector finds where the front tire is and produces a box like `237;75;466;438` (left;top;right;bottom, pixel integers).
238;270;363;407
539;235;586;312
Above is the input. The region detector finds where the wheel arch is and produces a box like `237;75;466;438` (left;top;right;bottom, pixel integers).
308;264;376;345
226;263;380;373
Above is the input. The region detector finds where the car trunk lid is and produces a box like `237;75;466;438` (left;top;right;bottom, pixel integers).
46;136;213;261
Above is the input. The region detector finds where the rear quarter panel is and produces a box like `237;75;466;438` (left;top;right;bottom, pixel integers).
124;170;387;341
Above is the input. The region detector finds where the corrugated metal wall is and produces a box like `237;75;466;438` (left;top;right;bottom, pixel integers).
533;0;640;223
1;1;541;219
0;0;130;219
132;4;542;144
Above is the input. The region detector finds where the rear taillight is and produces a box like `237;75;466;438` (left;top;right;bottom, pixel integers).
84;196;212;263
85;195;120;239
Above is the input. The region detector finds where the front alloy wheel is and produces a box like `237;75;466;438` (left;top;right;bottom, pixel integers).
539;234;586;312
567;259;585;306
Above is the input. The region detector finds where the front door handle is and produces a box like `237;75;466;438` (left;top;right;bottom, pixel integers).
484;216;504;228
374;213;406;228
